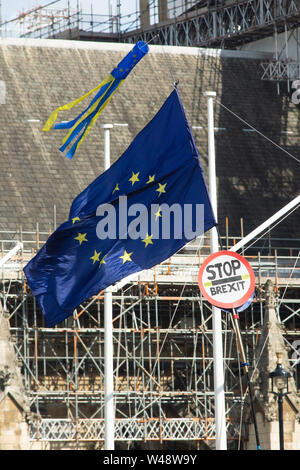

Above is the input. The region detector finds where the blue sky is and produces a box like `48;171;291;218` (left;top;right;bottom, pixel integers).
1;0;136;23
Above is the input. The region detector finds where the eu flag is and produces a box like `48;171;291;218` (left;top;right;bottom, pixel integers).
24;88;216;327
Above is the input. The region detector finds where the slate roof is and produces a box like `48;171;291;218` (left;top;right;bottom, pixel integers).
0;38;299;243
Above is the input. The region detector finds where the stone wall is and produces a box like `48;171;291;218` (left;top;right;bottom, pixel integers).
0;394;30;450
247;400;300;450
0;307;32;450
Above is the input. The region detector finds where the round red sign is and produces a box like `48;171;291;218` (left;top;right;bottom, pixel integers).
198;250;255;309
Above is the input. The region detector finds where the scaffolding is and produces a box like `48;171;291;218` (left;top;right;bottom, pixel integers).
1;224;300;448
122;1;300;48
261;22;300;94
1;1;299;44
2;1;300;94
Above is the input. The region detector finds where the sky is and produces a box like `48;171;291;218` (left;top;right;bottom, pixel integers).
1;0;137;24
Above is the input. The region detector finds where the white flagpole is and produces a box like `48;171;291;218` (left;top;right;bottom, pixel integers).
101;124;115;450
203;91;227;450
230;194;300;253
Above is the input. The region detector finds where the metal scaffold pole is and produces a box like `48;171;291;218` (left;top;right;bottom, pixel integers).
203;91;227;450
101;123;115;450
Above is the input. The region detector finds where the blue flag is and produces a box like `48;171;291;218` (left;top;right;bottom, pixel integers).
24;88;216;327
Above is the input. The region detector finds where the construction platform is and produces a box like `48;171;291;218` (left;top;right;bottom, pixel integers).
1;227;299;449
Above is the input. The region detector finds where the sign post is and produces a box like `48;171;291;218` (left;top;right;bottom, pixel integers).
198;250;261;450
203;90;227;450
231;307;261;450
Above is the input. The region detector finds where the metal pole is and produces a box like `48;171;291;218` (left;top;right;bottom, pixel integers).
101;124;114;450
230;195;300;253
102;124;113;171
203;91;227;450
0;0;2;38
232;309;261;450
285;23;290;93
278;394;284;450
0;242;23;268
117;1;121;35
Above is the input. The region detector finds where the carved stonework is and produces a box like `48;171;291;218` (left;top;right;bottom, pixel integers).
0;366;11;391
0;303;33;449
245;279;300;450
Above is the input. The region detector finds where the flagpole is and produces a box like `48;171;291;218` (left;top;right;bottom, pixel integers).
230;194;300;253
203;91;227;450
101;123;115;450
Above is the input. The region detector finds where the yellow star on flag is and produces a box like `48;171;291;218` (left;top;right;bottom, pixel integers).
119;250;133;264
142;233;154;247
154;207;162;220
90;250;101;264
72;216;80;224
146;174;155;184
129;171;140;186
99;254;107;267
74;233;88;245
112;183;120;194
156;182;167;197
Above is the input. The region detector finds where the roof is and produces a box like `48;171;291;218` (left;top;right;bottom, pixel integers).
0;38;298;242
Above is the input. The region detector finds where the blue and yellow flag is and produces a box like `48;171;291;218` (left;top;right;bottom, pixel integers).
43;41;149;159
24;88;216;327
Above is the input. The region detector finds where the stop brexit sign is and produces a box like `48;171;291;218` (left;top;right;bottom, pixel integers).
198;250;255;309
